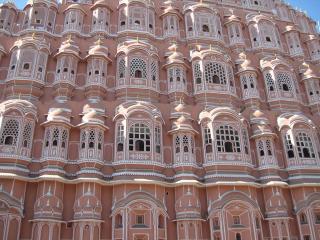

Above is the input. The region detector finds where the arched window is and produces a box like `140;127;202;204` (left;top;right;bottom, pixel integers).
116;123;124;152
193;62;202;84
300;213;308;224
296;132;315;158
258;140;265;156
265;73;275;92
236;233;242;240
183;135;189;153
216;125;240;153
0;119;20;146
88;130;95;149
118;59;126;79
284;133;295;158
130;58;147;79
22;122;33;148
204;127;213;153
155;126;161;154
81;131;86;149
61;130;68;149
129;123;150;152
266;140;273;156
276;72;293;93
175;136;180;153
204;62;227;85
202;24;209;32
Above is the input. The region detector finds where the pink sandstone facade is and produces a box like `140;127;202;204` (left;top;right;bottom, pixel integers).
0;0;320;239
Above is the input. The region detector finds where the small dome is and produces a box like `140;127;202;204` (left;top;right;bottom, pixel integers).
82;107;105;126
87;39;112;62
299;62;318;80
92;0;112;10
284;25;298;32
0;2;18;11
56;37;80;58
174;102;186;113
64;4;86;14
251;109;265;119
46;106;72;124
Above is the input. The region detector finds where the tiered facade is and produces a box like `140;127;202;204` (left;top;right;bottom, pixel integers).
0;0;320;239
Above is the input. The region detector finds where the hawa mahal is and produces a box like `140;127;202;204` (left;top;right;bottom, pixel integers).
0;0;320;239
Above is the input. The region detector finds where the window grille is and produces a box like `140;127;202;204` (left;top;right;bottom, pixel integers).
129;123;150;152
296;132;316;158
216;125;241;153
204;62;226;85
130;58;147;78
0;119;20;146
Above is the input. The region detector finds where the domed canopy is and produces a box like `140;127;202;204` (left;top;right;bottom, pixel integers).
64;4;86;15
24;0;58;9
299;62;319;80
86;39;112;62
250;109;275;138
169;102;198;134
91;0;113;11
0;2;18;12
41;104;73;127
55;36;80;58
78;105;108;129
160;2;183;19
235;52;257;74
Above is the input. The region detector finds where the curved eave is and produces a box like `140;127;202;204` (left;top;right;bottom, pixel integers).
162;60;190;70
40;120;74;128
63;5;87;15
168;127;199;135
77;122;109;130
250;132;277;139
85;53;112;63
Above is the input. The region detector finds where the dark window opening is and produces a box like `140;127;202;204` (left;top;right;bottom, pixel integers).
23;140;28;148
117;143;123;152
225;142;233;153
260;150;265;156
120;21;125;26
288;150;294;158
196;77;202;84
134;20;140;25
202;24;209;32
98;143;102;150
135;140;144;151
184;146;189;153
303;148;311;158
176;146;180;153
266;36;272;42
23;63;30;70
135;70;142;78
212;75;220;84
282;84;289;91
4;136;13;145
236;233;242;240
89;142;94;148
206;145;213;153
53;140;58;146
243;84;248;89
81;142;85;149
61;141;66;148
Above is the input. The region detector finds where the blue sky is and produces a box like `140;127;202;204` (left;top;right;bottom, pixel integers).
8;0;320;25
